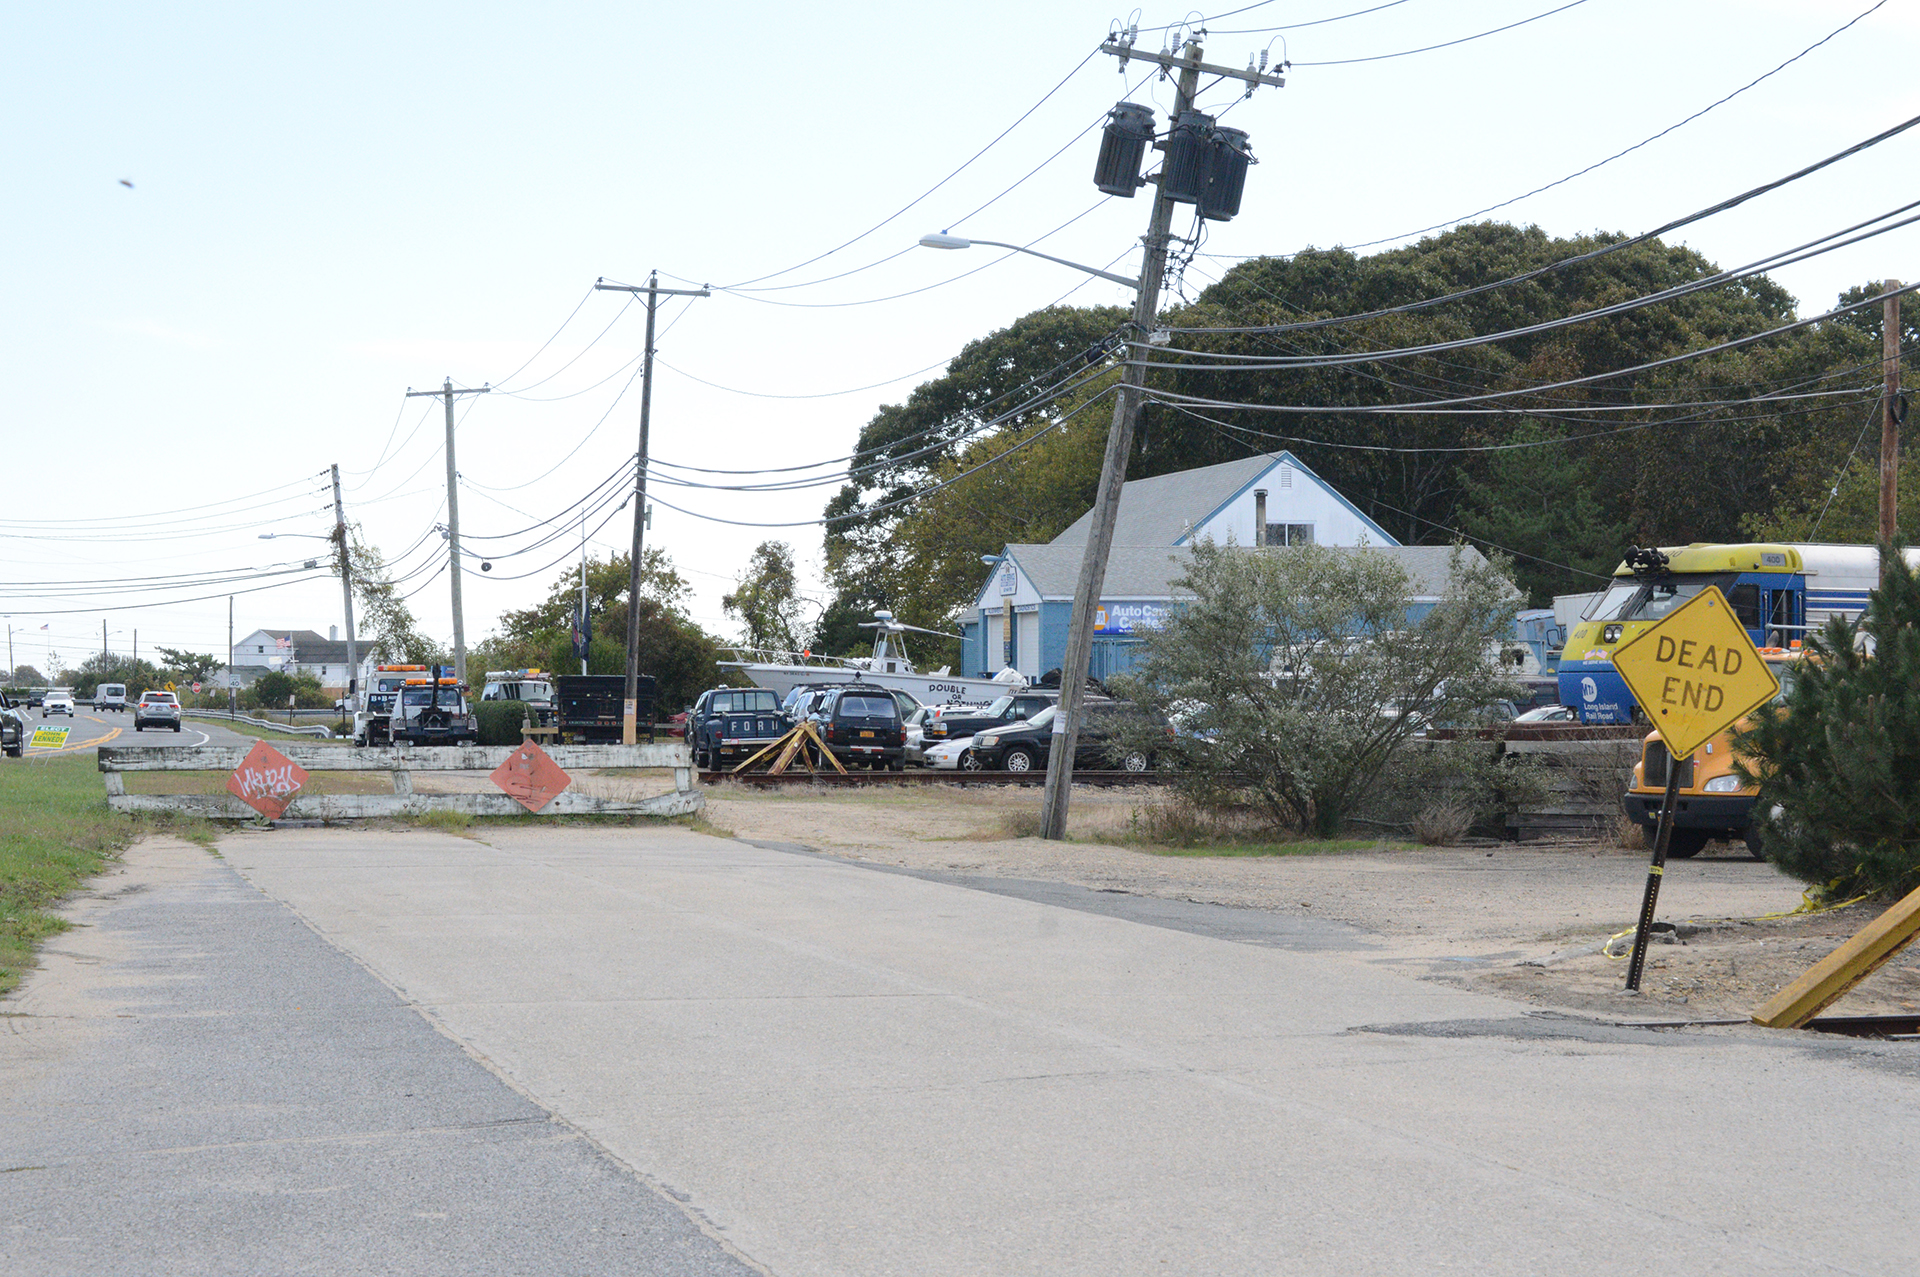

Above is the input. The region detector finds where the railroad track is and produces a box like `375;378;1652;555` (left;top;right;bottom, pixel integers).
700;769;1169;787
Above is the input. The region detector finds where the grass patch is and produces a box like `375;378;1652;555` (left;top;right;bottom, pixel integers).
411;809;474;835
0;753;215;997
183;715;350;745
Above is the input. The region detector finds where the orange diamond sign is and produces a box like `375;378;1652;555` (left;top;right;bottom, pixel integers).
226;739;309;819
491;740;571;813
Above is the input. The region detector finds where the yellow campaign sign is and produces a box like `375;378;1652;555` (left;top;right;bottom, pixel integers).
1611;585;1779;760
30;726;71;749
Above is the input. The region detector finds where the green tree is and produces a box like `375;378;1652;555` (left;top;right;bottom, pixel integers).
1115;542;1521;837
823;304;1128;637
475;546;726;714
1737;546;1920;899
156;647;219;684
722;541;807;652
7;664;44;687
349;531;445;664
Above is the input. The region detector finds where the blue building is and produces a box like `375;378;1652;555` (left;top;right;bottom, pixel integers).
960;451;1482;681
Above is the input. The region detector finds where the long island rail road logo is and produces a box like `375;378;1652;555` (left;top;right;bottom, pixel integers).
226;739;309;820
1610;584;1780;760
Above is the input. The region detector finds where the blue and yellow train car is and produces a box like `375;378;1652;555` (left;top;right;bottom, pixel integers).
1557;543;1898;724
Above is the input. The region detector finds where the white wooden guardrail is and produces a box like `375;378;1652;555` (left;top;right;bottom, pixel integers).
98;742;700;820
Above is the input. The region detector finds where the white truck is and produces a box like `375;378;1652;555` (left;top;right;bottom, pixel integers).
353;664;431;747
480;669;556;727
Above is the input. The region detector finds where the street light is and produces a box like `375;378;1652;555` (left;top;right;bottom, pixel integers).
917;233;1141;290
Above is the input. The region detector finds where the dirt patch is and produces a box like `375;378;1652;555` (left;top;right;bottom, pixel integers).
703;782;1920;1022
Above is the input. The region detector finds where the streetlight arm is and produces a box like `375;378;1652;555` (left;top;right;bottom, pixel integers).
918;234;1140;290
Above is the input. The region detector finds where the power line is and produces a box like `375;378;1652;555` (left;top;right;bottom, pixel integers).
1169;107;1920;336
1290;0;1589;66
1308;0;1893;251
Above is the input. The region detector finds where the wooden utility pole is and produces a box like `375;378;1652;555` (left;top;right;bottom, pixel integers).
331;463;358;712
1880;281;1902;560
1038;37;1283;840
405;379;490;684
593;273;708;744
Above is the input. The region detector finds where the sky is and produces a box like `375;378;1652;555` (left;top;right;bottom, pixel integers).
5;0;1919;679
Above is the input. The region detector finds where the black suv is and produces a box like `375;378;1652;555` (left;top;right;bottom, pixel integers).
811;687;906;771
966;699;1168;773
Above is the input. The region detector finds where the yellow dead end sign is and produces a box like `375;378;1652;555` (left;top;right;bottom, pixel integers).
1610;585;1778;991
1611;585;1779;760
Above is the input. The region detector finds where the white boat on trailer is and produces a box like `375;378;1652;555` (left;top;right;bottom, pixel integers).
720;611;1024;705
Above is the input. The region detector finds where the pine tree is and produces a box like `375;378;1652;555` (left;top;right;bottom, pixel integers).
1738;545;1920;898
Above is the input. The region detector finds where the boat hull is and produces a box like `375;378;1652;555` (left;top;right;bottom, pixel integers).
722;661;1011;707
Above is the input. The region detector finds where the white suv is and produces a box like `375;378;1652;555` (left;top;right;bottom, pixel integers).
42;690;75;718
135;690;182;732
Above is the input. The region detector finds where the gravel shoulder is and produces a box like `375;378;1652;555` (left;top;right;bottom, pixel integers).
702;780;1920;1022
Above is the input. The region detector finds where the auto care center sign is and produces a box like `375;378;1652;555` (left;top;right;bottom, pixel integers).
1094;602;1169;635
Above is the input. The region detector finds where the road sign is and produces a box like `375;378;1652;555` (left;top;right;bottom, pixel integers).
490;740;571;813
192;681;201;693
1610;585;1779;760
226;739;308;820
30;726;70;749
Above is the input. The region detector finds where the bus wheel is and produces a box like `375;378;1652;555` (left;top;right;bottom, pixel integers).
1742;826;1766;861
1666;829;1709;859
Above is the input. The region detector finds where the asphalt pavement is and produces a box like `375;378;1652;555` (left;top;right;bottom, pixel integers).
9;821;1915;1275
19;705;268;757
1;840;757;1276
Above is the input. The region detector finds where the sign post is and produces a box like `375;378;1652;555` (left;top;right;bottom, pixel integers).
1610;586;1780;991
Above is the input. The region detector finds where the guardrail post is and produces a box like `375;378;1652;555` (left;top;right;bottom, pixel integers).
675;765;693;793
391;766;413;796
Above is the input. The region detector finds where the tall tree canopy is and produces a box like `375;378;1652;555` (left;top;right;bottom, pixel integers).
821;222;1905;622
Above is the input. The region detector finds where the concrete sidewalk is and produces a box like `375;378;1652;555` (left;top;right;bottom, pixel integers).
1;839;755;1277
209;823;1917;1275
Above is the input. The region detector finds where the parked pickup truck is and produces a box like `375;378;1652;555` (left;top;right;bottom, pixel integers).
688;686;788;770
389;675;479;746
918;689;1058;752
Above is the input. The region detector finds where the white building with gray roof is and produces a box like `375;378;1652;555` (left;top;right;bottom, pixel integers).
962;451;1490;681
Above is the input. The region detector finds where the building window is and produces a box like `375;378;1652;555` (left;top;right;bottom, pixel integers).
1265;522;1314;546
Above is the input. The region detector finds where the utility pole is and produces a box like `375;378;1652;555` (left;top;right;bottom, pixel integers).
228;596;235;716
330;464;360;712
406;379;489;684
579;513;590;676
593;272;708;743
1880;280;1903;562
1039;36;1281;840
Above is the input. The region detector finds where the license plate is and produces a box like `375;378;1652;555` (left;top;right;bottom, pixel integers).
860;730;874;738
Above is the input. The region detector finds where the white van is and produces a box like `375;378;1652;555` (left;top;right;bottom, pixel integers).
94;682;128;712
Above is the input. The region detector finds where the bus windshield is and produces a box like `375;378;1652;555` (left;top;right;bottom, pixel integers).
1587;573;1735;624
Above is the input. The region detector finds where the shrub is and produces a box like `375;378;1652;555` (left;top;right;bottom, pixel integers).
1110;541;1522;837
1737;544;1920;899
474;700;532;746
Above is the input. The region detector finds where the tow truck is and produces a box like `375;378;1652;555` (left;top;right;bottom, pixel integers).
389;670;480;746
354;663;430;747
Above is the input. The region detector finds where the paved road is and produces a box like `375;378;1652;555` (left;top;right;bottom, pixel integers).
9;821;1915;1275
23;707;313;758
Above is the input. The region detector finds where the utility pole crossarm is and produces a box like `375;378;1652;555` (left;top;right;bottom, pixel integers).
404;386;491;398
1099;39;1285;88
595;281;712;298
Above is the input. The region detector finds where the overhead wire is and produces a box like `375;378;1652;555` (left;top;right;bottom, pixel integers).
1291;0;1894;252
1289;0;1589;66
1169;108;1920;336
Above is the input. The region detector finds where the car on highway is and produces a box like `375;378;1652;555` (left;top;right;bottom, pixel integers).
134;690;182;731
94;682;128;713
1;690;27;757
42;689;76;718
